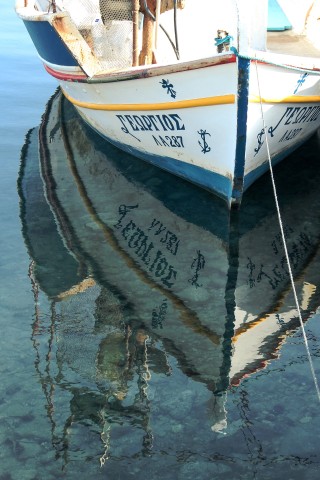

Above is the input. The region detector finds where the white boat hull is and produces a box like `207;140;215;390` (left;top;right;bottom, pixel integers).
15;0;320;205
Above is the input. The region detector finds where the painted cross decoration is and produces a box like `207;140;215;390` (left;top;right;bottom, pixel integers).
294;73;308;94
160;79;177;99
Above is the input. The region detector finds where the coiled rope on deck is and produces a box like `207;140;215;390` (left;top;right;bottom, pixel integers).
254;58;320;402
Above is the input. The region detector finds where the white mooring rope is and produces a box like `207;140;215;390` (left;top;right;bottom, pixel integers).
254;59;320;402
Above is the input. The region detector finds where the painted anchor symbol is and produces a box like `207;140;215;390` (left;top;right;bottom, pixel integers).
254;128;265;156
294;73;308;94
198;129;211;154
160;79;176;99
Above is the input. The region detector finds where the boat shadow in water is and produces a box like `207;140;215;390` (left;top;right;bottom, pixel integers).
18;90;320;462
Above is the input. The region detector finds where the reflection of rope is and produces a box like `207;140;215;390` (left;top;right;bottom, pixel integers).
254;58;320;402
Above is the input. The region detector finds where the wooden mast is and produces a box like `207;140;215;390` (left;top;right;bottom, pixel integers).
139;0;157;65
132;0;140;66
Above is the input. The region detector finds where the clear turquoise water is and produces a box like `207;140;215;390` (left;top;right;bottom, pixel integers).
1;4;320;479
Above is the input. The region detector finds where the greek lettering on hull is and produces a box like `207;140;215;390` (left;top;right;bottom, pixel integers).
254;105;320;154
268;106;320;137
116;113;186;148
116;113;186;135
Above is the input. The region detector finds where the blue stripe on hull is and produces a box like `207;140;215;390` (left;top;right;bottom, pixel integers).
23;20;79;67
243;134;315;191
82;120;233;204
139;152;233;203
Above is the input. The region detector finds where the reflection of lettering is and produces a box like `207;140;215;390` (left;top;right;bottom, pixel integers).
271;225;294;254
121;220;177;288
189;250;205;288
116;113;185;135
288;233;312;268
268;106;320;137
148;219;180;256
152;135;184;148
160;79;176;99
254;128;265;156
247;230;312;290
247;257;256;288
294;73;308;94
152;300;168;329
198;129;211;154
258;263;285;289
115;204;139;229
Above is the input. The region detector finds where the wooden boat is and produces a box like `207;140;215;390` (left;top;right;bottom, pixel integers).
18;91;320;444
15;0;320;207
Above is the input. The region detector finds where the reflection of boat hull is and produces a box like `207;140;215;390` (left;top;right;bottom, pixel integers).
15;0;320;205
18;127;87;298
18;90;320;459
19;91;320;392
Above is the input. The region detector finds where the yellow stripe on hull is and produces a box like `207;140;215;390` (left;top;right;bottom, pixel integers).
62;89;236;111
250;94;320;104
61;89;320;113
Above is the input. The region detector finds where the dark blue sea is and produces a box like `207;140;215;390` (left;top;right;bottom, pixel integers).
2;3;320;479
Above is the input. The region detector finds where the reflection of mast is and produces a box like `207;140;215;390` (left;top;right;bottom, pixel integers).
134;332;154;456
97;317;155;463
29;260;67;463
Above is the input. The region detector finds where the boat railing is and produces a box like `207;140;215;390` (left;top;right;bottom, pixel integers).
18;1;241;74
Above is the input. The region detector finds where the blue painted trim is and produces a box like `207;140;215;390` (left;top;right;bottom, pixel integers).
231;56;250;205
23;19;79;67
113;140;233;204
243;135;314;191
81;118;233;204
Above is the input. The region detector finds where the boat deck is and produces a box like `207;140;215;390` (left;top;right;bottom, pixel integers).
267;30;320;57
